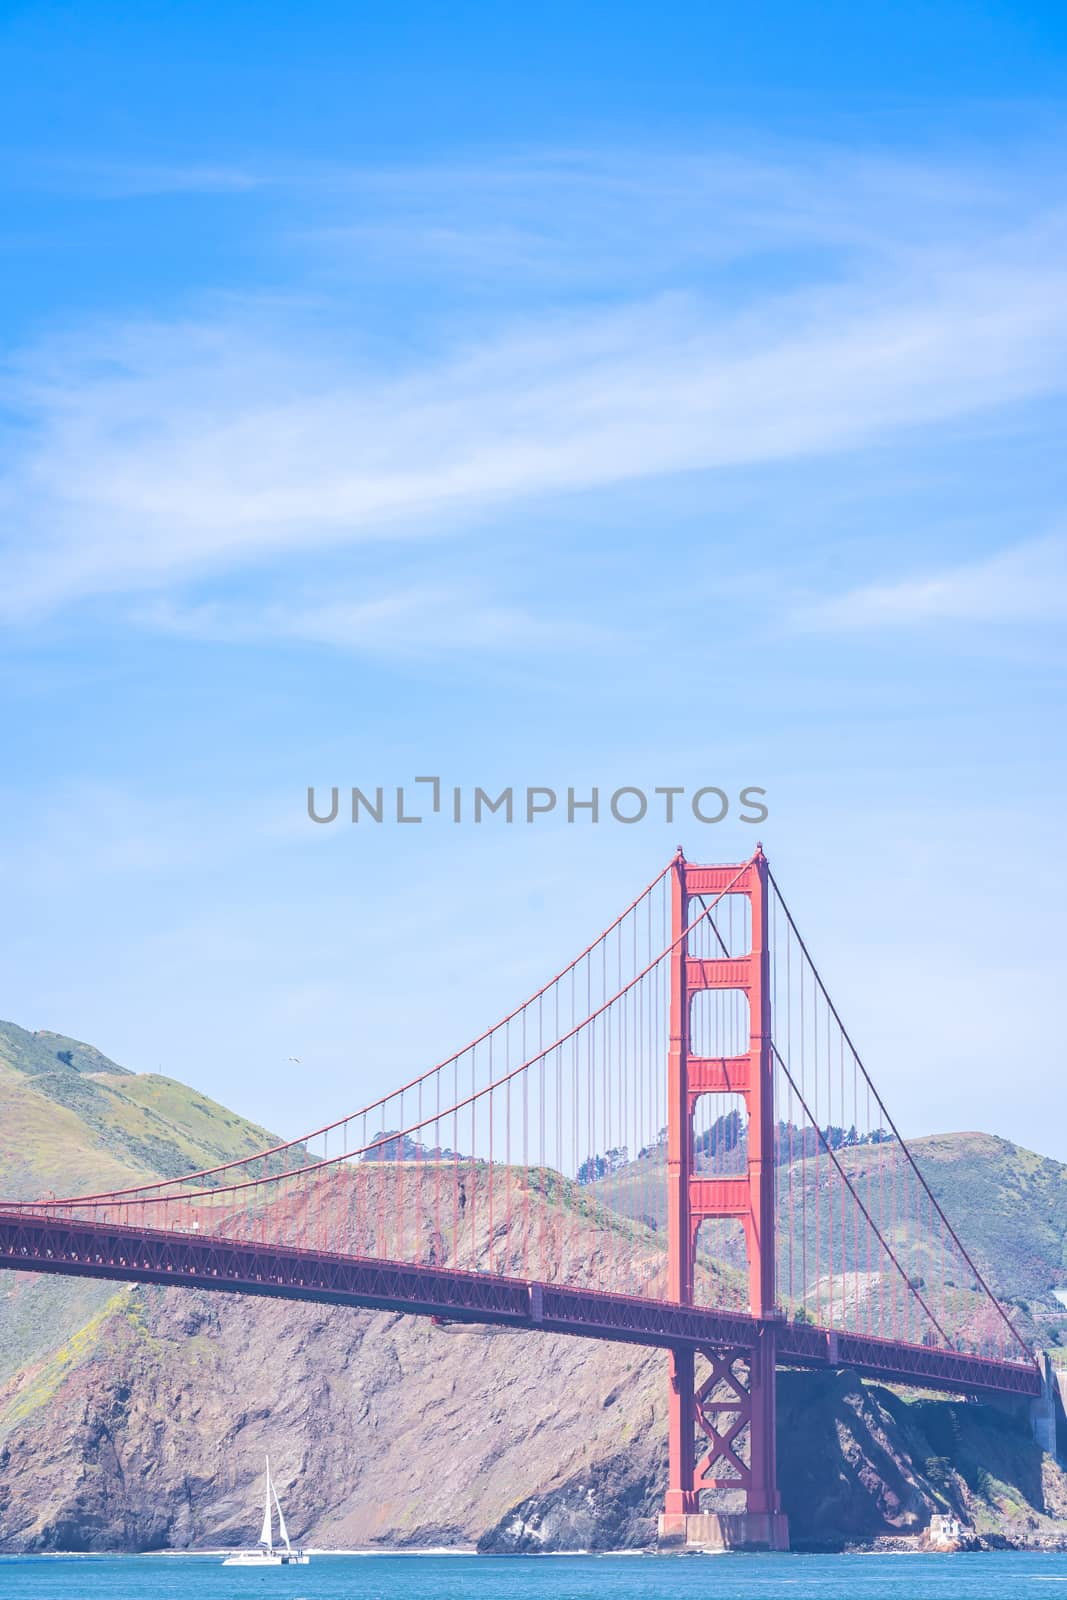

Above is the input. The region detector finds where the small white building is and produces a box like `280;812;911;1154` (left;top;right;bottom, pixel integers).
928;1514;963;1547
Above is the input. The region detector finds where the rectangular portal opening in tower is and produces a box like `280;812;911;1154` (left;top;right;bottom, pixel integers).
690;988;750;1059
691;1091;748;1177
687;889;751;960
693;1214;749;1312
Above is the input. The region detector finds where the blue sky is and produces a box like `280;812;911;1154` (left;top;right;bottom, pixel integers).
2;3;1066;1157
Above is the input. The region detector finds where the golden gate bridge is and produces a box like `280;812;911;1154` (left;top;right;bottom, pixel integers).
0;848;1042;1551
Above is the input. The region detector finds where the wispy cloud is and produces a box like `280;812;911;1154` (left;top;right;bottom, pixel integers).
137;585;601;655
3;145;1067;628
301;144;1058;288
9;157;268;198
796;535;1067;630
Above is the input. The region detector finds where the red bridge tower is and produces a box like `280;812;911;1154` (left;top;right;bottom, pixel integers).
657;847;790;1551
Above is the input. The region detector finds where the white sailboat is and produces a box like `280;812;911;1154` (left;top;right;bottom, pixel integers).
222;1454;309;1565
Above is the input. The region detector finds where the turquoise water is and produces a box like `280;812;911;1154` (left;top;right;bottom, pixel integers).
3;1553;1067;1600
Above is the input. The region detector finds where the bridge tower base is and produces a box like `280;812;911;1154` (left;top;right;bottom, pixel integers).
657;1510;790;1553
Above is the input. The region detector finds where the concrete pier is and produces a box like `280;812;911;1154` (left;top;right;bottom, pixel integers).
1031;1350;1060;1457
658;1510;790;1551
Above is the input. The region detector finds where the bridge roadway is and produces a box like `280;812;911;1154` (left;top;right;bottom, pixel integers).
0;1209;1041;1400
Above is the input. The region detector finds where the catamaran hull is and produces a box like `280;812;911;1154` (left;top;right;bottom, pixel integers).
222;1552;309;1565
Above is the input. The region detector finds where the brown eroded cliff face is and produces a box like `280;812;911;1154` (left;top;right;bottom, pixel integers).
3;1265;1066;1552
0;1279;667;1551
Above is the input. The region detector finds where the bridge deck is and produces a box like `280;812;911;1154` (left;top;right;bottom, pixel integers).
0;1210;1040;1399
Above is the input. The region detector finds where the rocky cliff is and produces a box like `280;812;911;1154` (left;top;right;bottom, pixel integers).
1;1019;1065;1553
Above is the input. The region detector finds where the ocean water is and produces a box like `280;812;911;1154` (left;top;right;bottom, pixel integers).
2;1552;1067;1600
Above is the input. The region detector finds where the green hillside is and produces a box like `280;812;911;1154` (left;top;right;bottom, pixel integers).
0;1019;287;1201
904;1131;1067;1316
600;1128;1067;1350
5;1015;1064;1348
0;1019;299;1382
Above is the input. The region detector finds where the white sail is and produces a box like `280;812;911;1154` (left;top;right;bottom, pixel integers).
259;1457;273;1549
221;1451;307;1566
271;1476;291;1553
